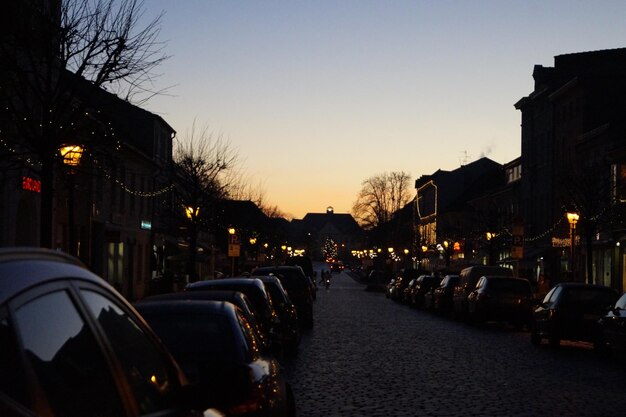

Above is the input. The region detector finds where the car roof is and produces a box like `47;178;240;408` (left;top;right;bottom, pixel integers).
249;274;280;283
0;247;109;305
185;277;266;291
135;299;238;317
141;290;247;304
483;276;528;281
556;282;616;291
254;265;300;272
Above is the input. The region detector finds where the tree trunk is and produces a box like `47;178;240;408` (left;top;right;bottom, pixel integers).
187;221;198;282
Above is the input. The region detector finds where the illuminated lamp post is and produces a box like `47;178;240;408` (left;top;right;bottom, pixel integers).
228;227;239;276
59;144;84;256
486;232;496;265
566;212;579;281
185;205;200;281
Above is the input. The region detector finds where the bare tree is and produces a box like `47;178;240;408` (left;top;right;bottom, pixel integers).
173;123;238;280
0;0;168;248
352;171;412;230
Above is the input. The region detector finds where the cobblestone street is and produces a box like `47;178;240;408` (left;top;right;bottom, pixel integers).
283;268;626;417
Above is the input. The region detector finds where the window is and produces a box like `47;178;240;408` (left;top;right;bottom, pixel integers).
81;290;179;414
13;290;124;417
0;311;28;406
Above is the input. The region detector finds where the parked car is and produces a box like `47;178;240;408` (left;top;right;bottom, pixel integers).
185;278;282;354
134;300;296;417
431;274;460;315
253;266;314;329
531;283;618;348
453;265;514;320
253;275;302;356
598;292;626;352
386;277;396;298
410;275;441;308
141;289;271;353
0;247;222;417
466;276;534;328
285;256;317;299
402;277;420;304
389;268;422;301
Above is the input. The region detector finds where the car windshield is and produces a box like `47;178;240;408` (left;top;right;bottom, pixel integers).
265;282;289;306
140;311;243;370
563;288;615;307
486;279;531;295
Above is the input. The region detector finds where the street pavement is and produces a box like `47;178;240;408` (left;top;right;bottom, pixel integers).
282;266;626;417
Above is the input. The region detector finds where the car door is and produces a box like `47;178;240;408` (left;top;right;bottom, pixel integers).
3;280;129;417
2;279;198;417
533;285;562;335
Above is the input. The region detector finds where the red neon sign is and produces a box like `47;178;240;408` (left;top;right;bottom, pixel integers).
22;176;41;193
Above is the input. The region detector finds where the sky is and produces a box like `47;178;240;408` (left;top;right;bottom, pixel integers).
140;0;626;219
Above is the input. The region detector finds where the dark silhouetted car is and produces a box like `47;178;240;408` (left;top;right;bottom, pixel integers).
0;247;222;417
453;265;514;320
597;292;626;352
402;277;420;304
389;268;422;301
329;261;344;273
134;300;296;417
252;266;314;329
431;274;460;315
385;277;396;298
531;283;618;348
142;290;271;353
253;275;301;356
409;275;441;308
285;256;317;299
185;278;282;354
466;276;534;328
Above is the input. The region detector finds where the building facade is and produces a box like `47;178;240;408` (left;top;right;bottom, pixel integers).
516;48;626;290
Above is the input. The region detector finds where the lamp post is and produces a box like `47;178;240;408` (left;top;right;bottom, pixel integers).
486;232;496;265
185;205;200;282
228;227;239;276
566;212;579;281
59;144;84;256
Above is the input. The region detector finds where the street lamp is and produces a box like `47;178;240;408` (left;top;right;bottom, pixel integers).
227;227;238;276
566;212;579;281
486;232;496;265
59;145;84;167
185;206;199;220
59;144;84;256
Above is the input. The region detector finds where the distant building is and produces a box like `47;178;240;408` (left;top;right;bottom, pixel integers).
415;157;504;271
293;206;365;260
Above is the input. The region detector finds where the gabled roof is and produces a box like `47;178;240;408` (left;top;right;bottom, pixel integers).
300;211;362;235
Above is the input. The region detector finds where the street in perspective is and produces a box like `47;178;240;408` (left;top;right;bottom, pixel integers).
283;263;626;417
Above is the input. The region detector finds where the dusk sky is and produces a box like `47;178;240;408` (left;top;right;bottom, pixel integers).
142;1;626;219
